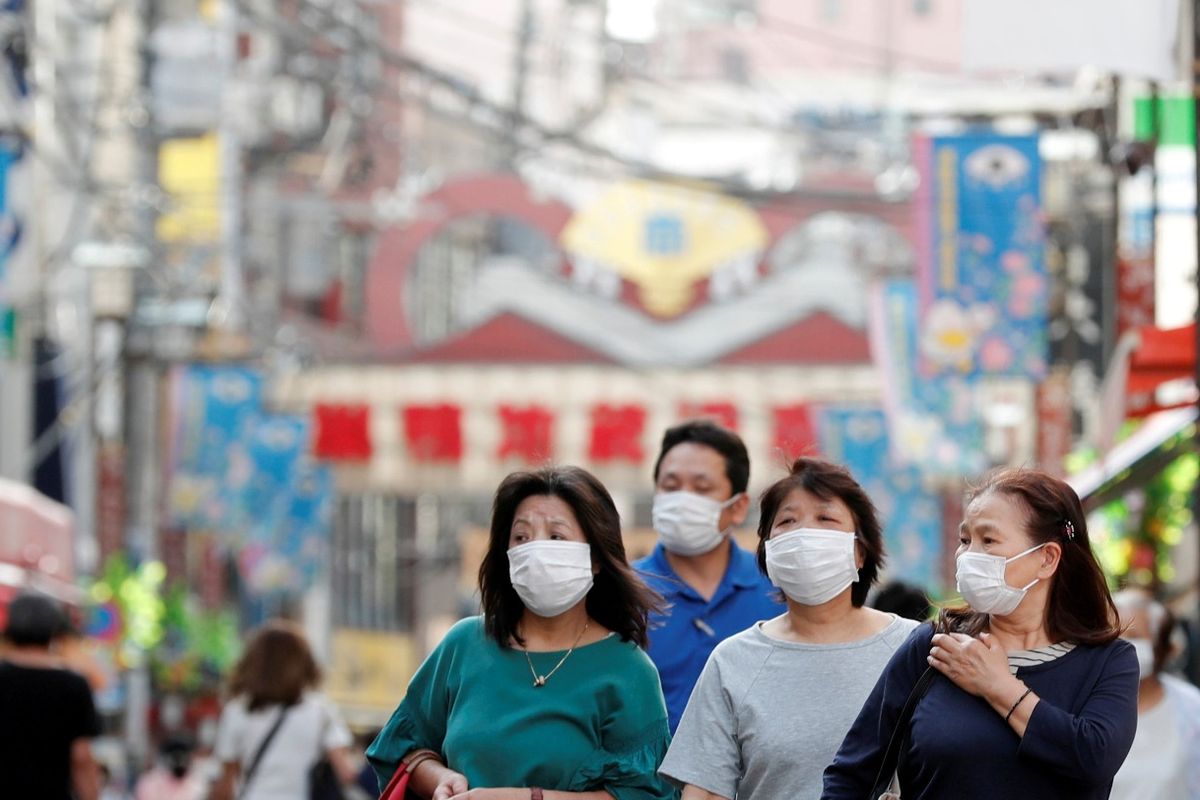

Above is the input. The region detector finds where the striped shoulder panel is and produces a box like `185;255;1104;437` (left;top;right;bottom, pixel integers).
1007;642;1076;673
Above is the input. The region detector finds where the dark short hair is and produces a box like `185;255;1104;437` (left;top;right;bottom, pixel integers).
872;581;933;622
161;732;196;756
479;466;663;648
3;592;68;647
755;458;885;607
938;468;1120;646
228;620;321;711
653;420;750;495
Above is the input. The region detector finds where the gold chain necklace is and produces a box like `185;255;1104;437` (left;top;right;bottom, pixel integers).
521;621;589;688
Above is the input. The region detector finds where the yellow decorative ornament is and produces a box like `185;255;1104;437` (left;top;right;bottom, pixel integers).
560;180;768;318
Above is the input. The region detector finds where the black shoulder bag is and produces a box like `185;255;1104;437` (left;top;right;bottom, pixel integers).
238;705;293;799
309;698;354;800
868;667;936;800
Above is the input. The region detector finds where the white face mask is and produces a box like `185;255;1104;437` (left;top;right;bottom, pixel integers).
765;528;860;606
955;543;1046;616
507;540;594;618
652;491;742;556
1128;638;1155;680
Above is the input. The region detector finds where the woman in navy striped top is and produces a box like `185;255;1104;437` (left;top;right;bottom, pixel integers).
823;468;1138;800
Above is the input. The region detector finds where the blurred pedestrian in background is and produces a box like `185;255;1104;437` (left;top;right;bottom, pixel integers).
355;729;384;796
367;465;676;800
870;580;933;623
824;468;1137;799
634;421;783;732
134;733;207;800
0;591;102;800
660;457;917;800
209;620;360;800
99;762;131;800
1110;588;1200;800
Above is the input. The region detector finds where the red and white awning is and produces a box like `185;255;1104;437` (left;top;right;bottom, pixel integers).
1097;322;1197;452
0;479;79;605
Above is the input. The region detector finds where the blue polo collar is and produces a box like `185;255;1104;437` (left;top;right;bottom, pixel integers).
645;538;764;597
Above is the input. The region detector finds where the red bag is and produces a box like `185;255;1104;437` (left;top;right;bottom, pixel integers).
379;765;412;800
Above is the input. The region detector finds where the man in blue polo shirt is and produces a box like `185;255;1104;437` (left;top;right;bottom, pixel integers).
633;420;784;732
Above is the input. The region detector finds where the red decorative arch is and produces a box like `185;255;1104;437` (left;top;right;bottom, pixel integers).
364;173;573;349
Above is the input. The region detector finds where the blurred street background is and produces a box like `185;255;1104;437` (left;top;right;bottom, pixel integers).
0;0;1198;787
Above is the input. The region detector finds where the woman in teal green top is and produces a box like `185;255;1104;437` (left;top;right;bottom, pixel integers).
368;466;676;800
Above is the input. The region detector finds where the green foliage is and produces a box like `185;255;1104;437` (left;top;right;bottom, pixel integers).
86;554;241;691
152;585;241;692
88;555;167;666
1092;452;1198;587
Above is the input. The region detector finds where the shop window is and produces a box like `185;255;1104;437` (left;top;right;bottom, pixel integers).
332;495;417;632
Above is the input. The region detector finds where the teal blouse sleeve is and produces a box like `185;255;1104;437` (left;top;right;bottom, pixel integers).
366;618;474;788
570;644;679;800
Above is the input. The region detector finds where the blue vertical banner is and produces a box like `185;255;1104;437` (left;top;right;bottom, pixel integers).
818;407;944;591
917;133;1048;378
236;417;333;594
166;366;263;530
275;461;334;586
868;279;986;478
165;365;334;595
231;415;310;533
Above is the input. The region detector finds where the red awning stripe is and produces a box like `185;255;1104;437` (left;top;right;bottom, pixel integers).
1130;322;1196;370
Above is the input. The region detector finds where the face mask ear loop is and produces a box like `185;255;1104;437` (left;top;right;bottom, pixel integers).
715;493;744;536
1005;541;1047;564
1007;542;1047;593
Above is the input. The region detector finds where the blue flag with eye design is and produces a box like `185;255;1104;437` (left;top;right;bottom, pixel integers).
916;132;1047;379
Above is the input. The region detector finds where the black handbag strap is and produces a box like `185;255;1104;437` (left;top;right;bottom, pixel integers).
869;666;935;798
239;704;293;798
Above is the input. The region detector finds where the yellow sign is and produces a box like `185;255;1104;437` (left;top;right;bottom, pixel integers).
326;628;417;723
560;180;767;318
158;134;221;243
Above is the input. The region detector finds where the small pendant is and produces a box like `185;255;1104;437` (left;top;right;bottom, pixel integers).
533;676;546;687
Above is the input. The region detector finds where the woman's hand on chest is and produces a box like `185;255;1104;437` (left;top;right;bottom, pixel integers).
928;632;1016;701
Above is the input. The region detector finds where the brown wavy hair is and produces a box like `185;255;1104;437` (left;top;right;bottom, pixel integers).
228;620;321;711
479;466;663;648
937;468;1120;646
755;457;886;607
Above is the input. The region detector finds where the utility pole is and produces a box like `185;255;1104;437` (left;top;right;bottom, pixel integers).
20;0;68;491
1105;75;1122;369
87;0;159;768
210;0;245;335
506;0;535;167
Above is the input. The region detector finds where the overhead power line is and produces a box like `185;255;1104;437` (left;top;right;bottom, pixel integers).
753;12;962;74
235;0;799;196
237;0;1076;216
